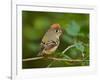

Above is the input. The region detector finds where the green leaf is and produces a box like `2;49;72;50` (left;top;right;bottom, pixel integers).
75;42;84;52
69;49;79;59
66;21;80;36
62;35;73;44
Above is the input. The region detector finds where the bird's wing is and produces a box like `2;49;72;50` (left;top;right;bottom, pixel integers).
44;41;57;51
37;41;57;56
37;41;45;56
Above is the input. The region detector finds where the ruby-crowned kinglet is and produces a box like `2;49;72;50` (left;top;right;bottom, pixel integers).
37;23;62;56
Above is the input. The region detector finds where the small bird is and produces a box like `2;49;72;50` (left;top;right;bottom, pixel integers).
37;23;62;56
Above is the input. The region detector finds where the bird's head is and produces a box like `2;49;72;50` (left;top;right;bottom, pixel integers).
49;23;62;37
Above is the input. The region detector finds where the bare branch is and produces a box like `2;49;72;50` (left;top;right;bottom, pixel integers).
22;57;43;61
22;56;89;62
47;57;89;62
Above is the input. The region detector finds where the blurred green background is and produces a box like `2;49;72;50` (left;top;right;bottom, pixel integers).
22;11;89;69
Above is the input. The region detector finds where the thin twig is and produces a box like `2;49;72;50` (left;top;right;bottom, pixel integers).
62;44;75;54
47;61;55;67
47;57;89;62
22;57;43;61
22;56;89;62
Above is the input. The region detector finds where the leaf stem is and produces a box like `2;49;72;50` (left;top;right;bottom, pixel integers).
62;44;75;54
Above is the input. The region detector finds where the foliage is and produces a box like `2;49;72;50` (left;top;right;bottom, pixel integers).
22;11;89;68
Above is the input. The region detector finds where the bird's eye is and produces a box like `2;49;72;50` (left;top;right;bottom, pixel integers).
55;29;59;33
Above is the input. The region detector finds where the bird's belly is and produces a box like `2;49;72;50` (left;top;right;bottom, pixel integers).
46;46;58;54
